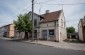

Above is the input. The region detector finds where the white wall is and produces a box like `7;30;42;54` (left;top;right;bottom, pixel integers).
29;12;40;27
78;21;84;41
14;31;25;39
39;21;59;41
58;10;67;42
40;22;55;28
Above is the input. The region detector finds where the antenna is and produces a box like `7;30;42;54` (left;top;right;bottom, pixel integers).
39;5;43;15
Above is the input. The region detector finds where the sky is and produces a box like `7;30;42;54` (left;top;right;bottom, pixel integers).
0;0;85;31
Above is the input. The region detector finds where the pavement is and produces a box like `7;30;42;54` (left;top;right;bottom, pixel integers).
0;39;85;55
0;37;23;41
23;40;85;51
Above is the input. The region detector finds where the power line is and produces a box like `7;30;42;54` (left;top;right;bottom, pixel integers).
66;20;79;22
14;4;31;16
35;0;56;4
39;5;43;15
0;4;32;26
11;4;32;20
0;2;32;27
0;2;32;25
35;3;85;5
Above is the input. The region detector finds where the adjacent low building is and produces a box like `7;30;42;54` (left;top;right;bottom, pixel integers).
67;33;78;39
0;23;14;38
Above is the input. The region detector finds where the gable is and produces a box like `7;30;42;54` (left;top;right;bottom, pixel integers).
40;10;61;23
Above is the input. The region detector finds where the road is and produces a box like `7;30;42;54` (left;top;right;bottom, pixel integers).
0;39;85;55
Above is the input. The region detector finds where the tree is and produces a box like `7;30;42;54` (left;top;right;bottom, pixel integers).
14;14;32;39
66;26;75;33
84;16;85;19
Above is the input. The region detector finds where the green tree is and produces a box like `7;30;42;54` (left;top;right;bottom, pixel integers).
84;16;85;19
14;14;32;39
66;26;75;33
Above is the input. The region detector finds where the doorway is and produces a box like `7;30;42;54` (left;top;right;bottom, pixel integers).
42;30;47;40
34;30;37;39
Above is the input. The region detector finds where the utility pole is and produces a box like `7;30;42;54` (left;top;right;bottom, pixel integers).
32;0;34;40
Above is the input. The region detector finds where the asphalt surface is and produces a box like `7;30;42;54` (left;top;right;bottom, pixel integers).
0;39;85;55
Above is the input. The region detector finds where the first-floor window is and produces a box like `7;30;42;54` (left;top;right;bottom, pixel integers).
49;29;54;36
34;19;37;26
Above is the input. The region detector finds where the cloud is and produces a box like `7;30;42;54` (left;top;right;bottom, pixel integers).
0;0;85;31
0;15;13;27
0;0;31;27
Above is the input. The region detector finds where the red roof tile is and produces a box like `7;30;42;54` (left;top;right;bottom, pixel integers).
40;10;61;22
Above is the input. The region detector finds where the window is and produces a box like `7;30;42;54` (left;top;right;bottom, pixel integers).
49;29;54;36
55;21;59;26
34;19;37;26
61;19;63;26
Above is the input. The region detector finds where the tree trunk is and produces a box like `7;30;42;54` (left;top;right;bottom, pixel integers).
24;32;28;39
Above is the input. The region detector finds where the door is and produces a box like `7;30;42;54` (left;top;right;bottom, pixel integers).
42;30;47;40
34;30;37;39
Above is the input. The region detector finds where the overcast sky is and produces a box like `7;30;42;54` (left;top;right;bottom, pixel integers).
0;0;85;31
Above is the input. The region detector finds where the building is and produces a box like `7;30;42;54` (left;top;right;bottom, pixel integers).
0;23;14;38
29;10;67;42
67;33;78;39
78;19;85;41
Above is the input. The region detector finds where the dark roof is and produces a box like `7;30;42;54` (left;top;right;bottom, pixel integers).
40;10;62;22
0;23;13;28
28;11;40;17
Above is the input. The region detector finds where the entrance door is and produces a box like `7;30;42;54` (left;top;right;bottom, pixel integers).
42;30;47;40
34;30;37;39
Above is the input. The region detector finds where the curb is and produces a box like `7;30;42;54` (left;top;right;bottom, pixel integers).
0;37;22;41
0;37;11;40
23;41;85;52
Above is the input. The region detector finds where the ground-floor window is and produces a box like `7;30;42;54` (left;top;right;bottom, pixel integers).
49;29;54;36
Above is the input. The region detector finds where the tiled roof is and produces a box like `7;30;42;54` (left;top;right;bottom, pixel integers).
40;10;61;22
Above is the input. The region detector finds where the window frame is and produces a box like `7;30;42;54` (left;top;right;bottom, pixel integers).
48;29;54;37
34;19;37;26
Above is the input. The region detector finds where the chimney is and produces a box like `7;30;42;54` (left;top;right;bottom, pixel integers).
46;10;49;14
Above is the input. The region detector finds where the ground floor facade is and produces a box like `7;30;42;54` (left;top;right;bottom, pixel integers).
39;28;56;41
34;26;62;42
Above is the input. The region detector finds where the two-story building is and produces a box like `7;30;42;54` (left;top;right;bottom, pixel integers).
0;23;14;38
28;10;67;42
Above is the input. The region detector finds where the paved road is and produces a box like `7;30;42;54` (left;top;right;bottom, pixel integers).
0;39;85;55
